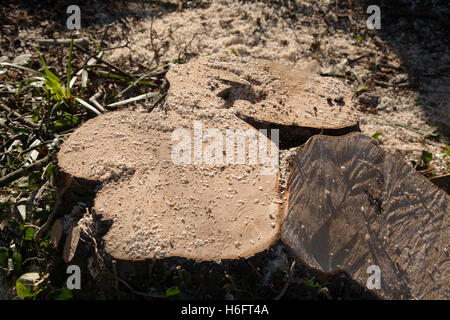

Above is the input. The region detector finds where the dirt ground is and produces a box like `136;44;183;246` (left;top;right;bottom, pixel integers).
0;0;448;300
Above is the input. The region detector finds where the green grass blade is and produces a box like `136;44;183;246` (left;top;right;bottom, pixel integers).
39;54;66;101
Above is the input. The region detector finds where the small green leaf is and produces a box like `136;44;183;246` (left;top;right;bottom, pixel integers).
53;114;80;130
166;286;180;297
304;277;322;293
421;150;432;164
372;132;382;139
355;35;362;41
16;272;40;299
45;163;56;179
355;86;368;94
24;227;36;241
55;286;73;300
40;240;49;249
16;280;33;299
32;288;44;299
13;253;22;274
443;145;450;158
231;49;238;56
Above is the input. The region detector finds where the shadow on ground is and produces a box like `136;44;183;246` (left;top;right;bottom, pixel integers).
357;0;449;141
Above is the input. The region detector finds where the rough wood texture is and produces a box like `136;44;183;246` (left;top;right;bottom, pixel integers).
166;53;358;131
58;109;280;261
49;219;63;249
281;133;449;300
63;226;80;263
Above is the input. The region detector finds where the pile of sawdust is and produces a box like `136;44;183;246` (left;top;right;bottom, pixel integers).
108;0;448;174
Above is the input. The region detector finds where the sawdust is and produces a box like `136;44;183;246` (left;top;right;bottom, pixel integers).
58;109;281;261
107;0;449;174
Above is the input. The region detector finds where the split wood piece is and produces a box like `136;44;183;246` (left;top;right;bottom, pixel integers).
166;53;358;134
281;133;449;300
63;226;80;263
58;110;281;261
49;219;63;249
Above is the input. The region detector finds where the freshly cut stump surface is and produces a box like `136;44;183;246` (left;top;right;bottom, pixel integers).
166;53;358;131
58;110;281;261
281;133;449;299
